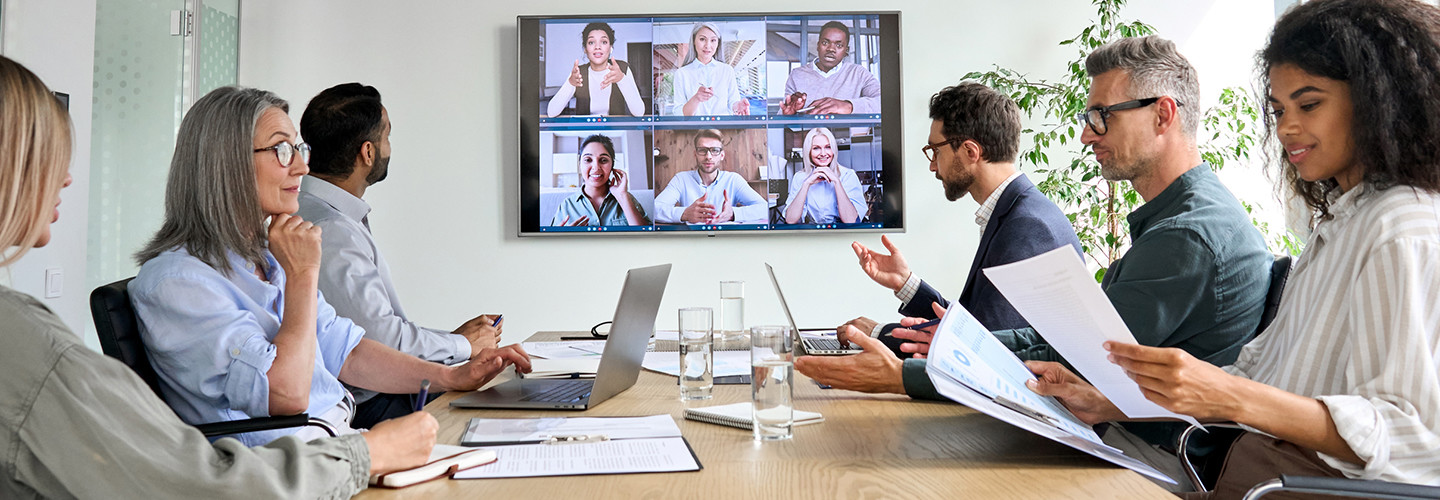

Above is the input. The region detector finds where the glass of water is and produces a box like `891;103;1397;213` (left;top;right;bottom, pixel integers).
678;307;714;400
719;281;746;343
750;325;794;441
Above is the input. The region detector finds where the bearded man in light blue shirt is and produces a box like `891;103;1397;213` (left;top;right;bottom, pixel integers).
653;129;768;224
295;83;502;428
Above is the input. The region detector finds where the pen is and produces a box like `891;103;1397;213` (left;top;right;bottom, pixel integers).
886;318;940;336
491;315;503;327
415;379;430;413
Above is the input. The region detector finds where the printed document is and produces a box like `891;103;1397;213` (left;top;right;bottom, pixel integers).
925;301;1176;484
983;246;1202;427
462;415;681;446
452;437;700;479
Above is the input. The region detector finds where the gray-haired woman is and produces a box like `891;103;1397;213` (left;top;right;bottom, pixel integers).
669;22;747;116
129;86;530;447
0;57;431;498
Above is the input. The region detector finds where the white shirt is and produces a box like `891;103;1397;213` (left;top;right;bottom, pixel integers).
295;177;471;404
669;59;743;116
545;64;645;117
653;169;768;224
1226;183;1440;484
976;171;1023;235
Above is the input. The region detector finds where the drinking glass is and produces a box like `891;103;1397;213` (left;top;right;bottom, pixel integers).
750;325;794;440
678;307;714;400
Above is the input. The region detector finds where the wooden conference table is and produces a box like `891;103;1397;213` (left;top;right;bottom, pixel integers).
355;332;1173;499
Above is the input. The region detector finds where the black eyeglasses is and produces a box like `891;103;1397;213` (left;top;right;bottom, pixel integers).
921;138;963;162
253;141;311;167
1075;97;1183;135
695;146;724;156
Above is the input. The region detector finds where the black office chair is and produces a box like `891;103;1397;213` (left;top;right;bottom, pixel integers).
90;278;337;438
1175;255;1440;499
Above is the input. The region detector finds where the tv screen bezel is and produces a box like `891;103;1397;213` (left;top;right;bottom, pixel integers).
518;11;904;236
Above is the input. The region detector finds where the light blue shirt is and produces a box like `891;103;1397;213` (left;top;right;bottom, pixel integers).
130;247;366;447
669;59;743;116
653;170;768;224
785;166;869;224
549;190;651;227
295;177;469;404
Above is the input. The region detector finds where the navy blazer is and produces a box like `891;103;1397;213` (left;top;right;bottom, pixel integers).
892;174;1081;333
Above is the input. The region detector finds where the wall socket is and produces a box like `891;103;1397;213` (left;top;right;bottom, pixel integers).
44;268;62;298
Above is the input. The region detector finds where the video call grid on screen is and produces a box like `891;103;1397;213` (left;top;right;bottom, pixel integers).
519;12;903;236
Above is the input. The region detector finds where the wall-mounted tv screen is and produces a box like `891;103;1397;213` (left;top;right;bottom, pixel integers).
518;12;903;235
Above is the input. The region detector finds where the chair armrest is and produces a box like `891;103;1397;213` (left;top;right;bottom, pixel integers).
195;414;337;438
1244;475;1440;500
1178;422;1247;492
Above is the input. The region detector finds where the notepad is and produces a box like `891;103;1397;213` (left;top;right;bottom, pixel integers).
368;444;497;488
683;402;824;430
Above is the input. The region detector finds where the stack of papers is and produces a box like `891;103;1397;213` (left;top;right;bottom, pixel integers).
640;351;751;378
924;299;1177;484
520;340;606;359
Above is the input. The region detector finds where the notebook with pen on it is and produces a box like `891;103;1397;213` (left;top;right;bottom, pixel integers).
683;403;824;430
368;445;497;488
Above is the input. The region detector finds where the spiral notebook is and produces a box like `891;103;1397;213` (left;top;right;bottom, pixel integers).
683;403;824;430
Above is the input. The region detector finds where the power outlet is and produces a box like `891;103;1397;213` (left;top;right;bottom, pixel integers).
44;268;62;298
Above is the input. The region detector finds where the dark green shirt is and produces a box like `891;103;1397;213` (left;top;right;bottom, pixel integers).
904;165;1271;415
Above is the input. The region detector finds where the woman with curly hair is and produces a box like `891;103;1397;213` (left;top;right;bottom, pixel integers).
1027;0;1440;496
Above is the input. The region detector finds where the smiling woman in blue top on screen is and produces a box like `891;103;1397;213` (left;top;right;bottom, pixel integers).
783;127;867;224
550;134;651;227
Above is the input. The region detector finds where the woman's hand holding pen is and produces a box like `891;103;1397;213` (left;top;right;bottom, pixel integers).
363;411;438;475
444;344;532;392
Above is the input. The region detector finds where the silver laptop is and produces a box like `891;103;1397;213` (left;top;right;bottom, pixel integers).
765;263;861;356
450;264;670;410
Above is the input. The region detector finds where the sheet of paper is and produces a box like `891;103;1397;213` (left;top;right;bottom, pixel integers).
452;437;700;479
641;351;750;378
521;341;606;359
462;415;681;445
652;329;679;341
982;246;1201;427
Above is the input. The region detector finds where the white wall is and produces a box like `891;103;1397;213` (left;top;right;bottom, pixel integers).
2;0;98;349
236;0;1274;337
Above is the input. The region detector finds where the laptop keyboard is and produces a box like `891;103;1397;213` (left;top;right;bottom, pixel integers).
520;380;593;403
804;338;855;351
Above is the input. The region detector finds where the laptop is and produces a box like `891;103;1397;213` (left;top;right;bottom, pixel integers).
765;263;861;356
450;264;671;410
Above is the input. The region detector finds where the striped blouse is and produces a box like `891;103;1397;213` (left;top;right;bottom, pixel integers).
1225;183;1440;484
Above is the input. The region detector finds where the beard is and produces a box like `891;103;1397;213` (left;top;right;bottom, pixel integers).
939;157;974;202
1098;149;1154;182
366;154;390;185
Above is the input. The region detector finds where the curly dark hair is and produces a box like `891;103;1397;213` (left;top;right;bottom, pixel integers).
1261;0;1440;220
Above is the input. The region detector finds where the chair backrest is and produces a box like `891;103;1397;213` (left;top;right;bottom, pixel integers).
1255;254;1293;336
90;278;166;397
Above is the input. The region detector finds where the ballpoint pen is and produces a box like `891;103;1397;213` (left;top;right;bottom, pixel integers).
492;315;503;327
415;379;430;413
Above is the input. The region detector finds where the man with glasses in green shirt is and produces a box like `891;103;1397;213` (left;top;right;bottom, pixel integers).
798;37;1271;478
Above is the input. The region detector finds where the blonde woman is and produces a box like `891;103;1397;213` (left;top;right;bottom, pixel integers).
669;22;747;116
783;127;867;223
0;56;437;498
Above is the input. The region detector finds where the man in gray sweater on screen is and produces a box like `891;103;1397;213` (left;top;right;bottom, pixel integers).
780;21;882;115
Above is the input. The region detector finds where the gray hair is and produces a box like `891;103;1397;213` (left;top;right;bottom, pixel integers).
135;86;289;274
1085;35;1200;140
681;22;724;67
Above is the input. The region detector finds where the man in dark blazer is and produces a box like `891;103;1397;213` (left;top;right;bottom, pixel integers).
834;82;1081;357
